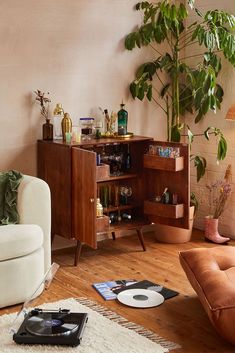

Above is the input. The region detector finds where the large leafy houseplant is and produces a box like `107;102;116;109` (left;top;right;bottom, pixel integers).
125;0;235;181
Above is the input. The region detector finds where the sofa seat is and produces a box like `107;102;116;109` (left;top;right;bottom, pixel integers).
0;174;51;308
0;224;43;261
179;247;235;345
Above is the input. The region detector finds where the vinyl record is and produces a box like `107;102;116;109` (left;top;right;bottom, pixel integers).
26;315;78;337
117;288;164;308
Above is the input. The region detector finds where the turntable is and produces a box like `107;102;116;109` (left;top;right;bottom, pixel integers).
13;308;88;346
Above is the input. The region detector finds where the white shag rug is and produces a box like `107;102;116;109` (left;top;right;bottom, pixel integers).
0;298;180;353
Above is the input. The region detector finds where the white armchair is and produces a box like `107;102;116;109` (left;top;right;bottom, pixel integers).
0;175;51;308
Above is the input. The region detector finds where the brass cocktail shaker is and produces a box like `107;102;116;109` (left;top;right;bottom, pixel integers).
61;113;72;141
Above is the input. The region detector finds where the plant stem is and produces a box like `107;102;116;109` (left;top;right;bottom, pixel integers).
152;85;168;103
174;31;180;127
179;29;196;44
179;40;199;51
183;131;215;138
180;49;222;60
152;97;168;114
149;44;163;56
166;95;170;141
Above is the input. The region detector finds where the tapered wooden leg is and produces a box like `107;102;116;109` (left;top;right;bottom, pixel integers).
111;231;116;240
136;228;146;251
74;240;82;266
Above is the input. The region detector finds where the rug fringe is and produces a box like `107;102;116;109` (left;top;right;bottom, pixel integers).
76;297;181;351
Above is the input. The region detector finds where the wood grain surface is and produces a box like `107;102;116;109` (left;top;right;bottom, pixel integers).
2;229;234;353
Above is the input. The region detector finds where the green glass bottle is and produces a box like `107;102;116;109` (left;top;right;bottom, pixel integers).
118;102;128;135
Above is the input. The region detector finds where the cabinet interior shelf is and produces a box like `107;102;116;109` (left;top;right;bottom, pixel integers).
143;154;184;171
109;219;148;231
97;173;138;183
103;203;139;213
144;200;184;219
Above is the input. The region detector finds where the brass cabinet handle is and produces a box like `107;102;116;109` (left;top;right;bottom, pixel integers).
90;198;94;203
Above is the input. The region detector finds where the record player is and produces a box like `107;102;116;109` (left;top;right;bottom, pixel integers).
13;308;88;346
10;263;88;346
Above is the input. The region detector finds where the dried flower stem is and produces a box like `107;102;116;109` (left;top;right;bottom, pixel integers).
34;90;51;121
206;165;232;219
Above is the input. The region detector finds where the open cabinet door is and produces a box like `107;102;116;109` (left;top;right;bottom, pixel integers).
143;141;190;229
72;147;97;249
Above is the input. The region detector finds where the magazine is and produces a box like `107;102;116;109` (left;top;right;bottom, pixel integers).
112;280;179;300
92;279;137;300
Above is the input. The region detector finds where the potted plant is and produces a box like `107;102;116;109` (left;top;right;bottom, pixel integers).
125;0;235;181
124;0;235;241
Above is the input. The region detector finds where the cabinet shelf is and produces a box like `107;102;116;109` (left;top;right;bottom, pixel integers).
144;200;184;219
109;219;148;231
143;154;184;171
97;173;138;183
103;203;139;213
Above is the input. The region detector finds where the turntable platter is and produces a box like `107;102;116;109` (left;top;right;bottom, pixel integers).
26;315;78;337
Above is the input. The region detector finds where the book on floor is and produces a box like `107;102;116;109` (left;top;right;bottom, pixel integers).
92;279;137;300
112;280;179;300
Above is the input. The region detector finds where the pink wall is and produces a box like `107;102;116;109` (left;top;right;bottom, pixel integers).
0;0;164;175
1;1;235;238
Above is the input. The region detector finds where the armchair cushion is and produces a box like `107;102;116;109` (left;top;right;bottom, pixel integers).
0;224;43;261
0;170;23;225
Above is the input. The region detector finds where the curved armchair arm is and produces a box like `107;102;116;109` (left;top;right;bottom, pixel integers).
17;175;51;272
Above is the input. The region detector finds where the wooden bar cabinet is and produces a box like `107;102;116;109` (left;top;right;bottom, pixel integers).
37;136;190;265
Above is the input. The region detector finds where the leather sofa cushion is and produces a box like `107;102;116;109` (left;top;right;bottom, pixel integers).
0;224;43;261
179;247;235;345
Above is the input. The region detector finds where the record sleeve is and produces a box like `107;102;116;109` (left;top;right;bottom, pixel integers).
113;280;179;300
92;279;137;300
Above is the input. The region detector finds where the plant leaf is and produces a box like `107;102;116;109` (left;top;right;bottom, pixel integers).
130;82;137;99
160;83;170;98
217;136;227;161
125;33;137;50
194;155;207;182
147;85;152;101
204;127;210;140
187;128;194;145
187;0;195;10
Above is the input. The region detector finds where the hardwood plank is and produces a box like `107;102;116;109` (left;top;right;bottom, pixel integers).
1;229;235;353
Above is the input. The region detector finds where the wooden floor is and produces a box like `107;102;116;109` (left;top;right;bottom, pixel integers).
2;229;235;353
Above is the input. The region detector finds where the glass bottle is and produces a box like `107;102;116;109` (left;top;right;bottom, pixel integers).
96;198;103;217
61;113;72;141
109;212;118;224
125;144;131;170
80;117;94;140
122;212;132;221
53;103;64;140
104;109;111;135
43;119;53;140
117;102;128;135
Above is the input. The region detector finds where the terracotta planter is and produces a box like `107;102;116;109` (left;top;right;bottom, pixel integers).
154;206;195;243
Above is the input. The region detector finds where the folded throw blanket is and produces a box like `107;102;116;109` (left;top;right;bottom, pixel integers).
0;170;23;225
